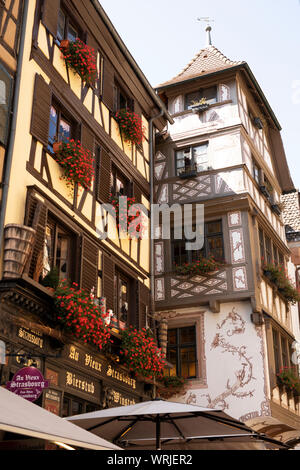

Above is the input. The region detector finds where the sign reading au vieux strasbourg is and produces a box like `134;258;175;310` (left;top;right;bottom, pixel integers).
6;367;49;402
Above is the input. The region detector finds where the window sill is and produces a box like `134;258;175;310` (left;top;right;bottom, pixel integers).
171;100;232;118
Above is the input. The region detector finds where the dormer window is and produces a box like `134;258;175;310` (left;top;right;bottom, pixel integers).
185;86;217;110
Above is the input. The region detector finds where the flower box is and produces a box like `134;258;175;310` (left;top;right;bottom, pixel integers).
262;262;300;304
54;281;111;351
120;326;165;380
277;367;300;394
114;109;145;146
53;138;94;190
59;38;97;86
175;256;224;276
191;103;210;113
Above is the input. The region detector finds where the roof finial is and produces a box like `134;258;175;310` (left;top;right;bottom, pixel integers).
197;17;214;47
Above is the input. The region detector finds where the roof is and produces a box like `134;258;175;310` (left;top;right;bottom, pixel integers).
156;45;244;89
281;191;300;233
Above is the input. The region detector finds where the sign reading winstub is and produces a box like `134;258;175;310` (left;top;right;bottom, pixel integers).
6;367;49;402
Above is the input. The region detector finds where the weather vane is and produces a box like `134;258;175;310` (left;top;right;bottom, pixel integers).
197;17;215;46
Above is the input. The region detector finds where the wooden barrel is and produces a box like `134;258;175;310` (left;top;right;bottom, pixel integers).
3;224;36;279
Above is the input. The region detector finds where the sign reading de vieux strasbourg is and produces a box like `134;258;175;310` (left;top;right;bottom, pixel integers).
6;367;49;402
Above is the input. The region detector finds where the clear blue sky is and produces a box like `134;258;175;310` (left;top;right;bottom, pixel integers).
99;0;300;190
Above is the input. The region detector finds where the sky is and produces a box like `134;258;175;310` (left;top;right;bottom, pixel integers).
99;0;300;190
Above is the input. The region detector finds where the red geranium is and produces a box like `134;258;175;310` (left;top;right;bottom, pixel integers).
54;281;112;351
114;108;145;146
60;38;97;86
120;326;165;379
53;138;94;190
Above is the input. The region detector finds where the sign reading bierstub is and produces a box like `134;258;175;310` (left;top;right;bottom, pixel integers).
6;367;49;402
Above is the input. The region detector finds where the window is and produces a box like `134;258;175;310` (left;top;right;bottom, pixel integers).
166;326;197;379
172;220;224;266
113;83;133;113
272;328;297;376
0;64;13;145
57;8;81;43
253;161;261;185
42;217;75;283
62;395;97;417
175;143;209;176
185;86;217;110
47;102;75;153
111;166;131;197
114;271;130;324
259;227;285;267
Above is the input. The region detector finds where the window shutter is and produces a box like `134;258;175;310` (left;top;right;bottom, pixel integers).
81;125;94;155
102;59;114;111
42;0;60;38
30;74;52;146
103;254;115;310
133;183;142;203
98;149;111;202
138;281;150;329
24;190;48;281
80;235;98;294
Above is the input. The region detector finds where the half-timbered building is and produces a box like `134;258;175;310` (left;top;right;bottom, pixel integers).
154;27;300;447
0;0;171;447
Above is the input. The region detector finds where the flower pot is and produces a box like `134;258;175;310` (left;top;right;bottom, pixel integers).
53;142;62;153
3;224;36;279
60;39;70;50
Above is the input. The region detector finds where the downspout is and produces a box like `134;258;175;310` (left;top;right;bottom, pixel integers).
0;0;29;252
149;109;164;400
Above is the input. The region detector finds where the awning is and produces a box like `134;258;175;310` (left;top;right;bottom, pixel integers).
0;386;121;450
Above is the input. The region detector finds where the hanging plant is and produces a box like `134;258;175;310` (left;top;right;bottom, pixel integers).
60;38;97;86
110;194;145;238
53;139;94;190
157;376;186;399
114;108;145;146
54;281;111;351
120;326;166;379
277;367;300;394
262;260;300;305
174;256;224;276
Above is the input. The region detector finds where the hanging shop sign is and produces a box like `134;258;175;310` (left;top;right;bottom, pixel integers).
6;366;49;402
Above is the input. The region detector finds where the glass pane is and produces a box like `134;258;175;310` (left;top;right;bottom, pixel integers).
56;232;69;280
72;400;83;416
194;144;209;172
57;10;66;42
62;398;70;417
206;221;222;235
200;86;217;104
58;117;71;143
119;279;128;322
185;91;200;109
67;23;78;42
207;235;224;260
48;105;58;152
180;327;196;345
168;329;177;346
0;67;11;144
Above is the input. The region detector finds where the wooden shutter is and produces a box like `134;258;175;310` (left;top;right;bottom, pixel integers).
42;0;60;38
80;235;98;294
24;190;48;281
102;59;115;111
103;254;115;310
81;125;94;155
133;183;142;203
98;149;111;202
30;74;52;146
138;281;150;329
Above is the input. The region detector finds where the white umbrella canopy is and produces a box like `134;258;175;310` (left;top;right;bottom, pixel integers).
66;399;287;450
0;386;121;450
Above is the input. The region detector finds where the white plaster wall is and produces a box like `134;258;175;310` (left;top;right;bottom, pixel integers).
176;301;270;423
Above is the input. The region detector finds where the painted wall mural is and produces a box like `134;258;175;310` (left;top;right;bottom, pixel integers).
180;303;271;422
